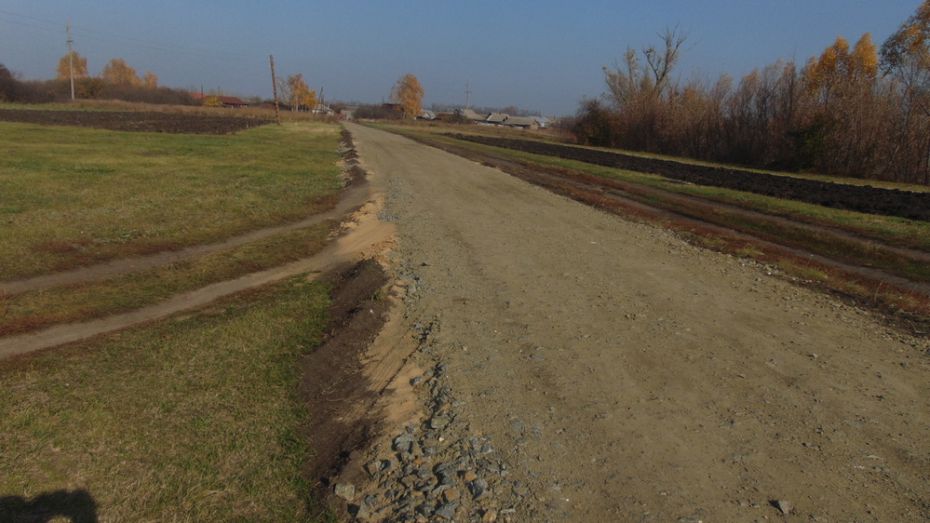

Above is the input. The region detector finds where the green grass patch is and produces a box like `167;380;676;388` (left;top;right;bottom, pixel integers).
0;222;335;336
0;277;332;522
0;120;343;279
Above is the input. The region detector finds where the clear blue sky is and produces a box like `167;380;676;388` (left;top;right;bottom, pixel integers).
0;1;922;115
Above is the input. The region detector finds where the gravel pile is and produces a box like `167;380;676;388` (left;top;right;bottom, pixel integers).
336;324;533;522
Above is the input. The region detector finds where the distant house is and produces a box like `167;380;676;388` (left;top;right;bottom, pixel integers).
418;109;436;120
339;106;357;120
502;116;539;130
313;103;335;116
458;108;489;122
435;111;461;122
217;96;248;108
486;112;509;125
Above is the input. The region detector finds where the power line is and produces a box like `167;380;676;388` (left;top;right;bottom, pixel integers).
0;8;261;62
0;13;63;34
0;7;316;96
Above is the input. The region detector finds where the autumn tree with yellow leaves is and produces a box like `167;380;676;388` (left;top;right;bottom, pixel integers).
56;51;88;81
286;73;317;111
391;73;424;119
101;58;141;86
573;0;930;184
142;72;158;89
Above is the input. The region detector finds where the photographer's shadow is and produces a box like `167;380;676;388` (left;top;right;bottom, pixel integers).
0;489;98;523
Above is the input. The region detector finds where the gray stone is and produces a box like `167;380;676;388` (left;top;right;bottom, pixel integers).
435;502;458;520
416;502;435;517
430;415;451;430
417;464;432;479
334;482;355;501
394;433;415;453
438;471;456;486
469;478;489;499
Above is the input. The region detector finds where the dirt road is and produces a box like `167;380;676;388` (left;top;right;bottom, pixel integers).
347;124;930;522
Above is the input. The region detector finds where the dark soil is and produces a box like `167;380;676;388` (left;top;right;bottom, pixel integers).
0;109;270;134
299;259;391;488
451;134;930;222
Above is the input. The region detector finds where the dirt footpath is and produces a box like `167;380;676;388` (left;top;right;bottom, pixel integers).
346;124;930;522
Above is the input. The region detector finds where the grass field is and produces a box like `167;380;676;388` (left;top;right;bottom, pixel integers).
0;120;343;279
0;221;335;336
0;278;332;522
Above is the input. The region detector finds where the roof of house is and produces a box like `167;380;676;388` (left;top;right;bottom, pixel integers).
218;96;247;106
460;108;488;121
486;112;510;123
503;116;537;127
192;92;248;105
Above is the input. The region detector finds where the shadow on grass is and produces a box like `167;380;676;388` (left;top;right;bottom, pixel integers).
0;489;98;523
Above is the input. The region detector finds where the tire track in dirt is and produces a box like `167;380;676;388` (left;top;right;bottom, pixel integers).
0;174;370;296
0;195;393;359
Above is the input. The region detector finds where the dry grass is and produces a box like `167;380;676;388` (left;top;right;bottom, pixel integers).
0;277;334;522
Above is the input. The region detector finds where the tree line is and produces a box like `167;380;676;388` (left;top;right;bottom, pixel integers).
570;1;930;185
1;52;193;105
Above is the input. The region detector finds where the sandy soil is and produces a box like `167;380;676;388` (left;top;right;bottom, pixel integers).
347;123;930;522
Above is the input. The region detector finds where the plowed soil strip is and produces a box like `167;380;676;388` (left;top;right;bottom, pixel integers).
451;134;930;222
0;180;370;296
0;109;269;134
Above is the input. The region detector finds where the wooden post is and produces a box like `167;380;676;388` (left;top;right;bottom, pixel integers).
269;55;281;125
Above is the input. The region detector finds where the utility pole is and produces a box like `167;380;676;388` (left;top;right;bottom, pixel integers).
66;21;75;101
465;81;472;109
269;54;281;125
319;86;324;111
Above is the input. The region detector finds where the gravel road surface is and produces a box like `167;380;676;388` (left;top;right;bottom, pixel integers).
347;123;929;522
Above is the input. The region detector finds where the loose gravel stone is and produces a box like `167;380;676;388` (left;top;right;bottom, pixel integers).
435;501;458;520
334;482;356;501
469;478;489;499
